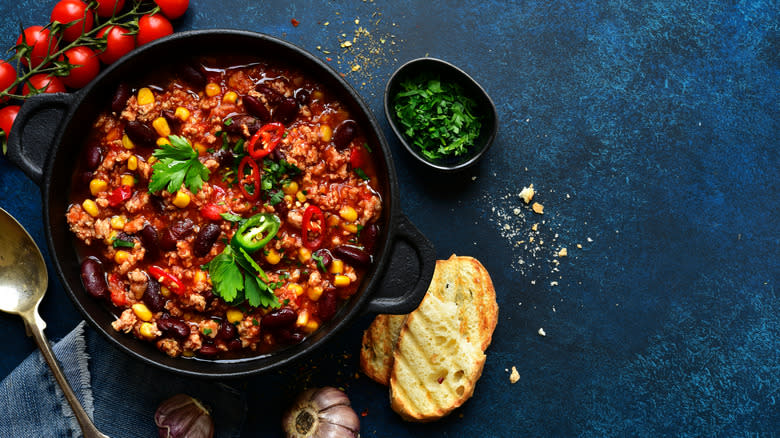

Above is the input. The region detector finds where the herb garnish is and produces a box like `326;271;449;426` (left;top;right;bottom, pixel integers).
206;244;280;308
311;252;327;272
148;135;210;194
393;75;482;160
220;212;244;223
112;238;135;249
261;158;301;205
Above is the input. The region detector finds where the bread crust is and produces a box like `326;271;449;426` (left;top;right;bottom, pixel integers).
359;313;406;385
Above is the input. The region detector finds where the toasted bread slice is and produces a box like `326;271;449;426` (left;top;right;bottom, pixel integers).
359;314;406;385
389;292;486;422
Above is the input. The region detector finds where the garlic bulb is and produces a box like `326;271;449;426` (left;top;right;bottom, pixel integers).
155;394;214;438
282;387;360;438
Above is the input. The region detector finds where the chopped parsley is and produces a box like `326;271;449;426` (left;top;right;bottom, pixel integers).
112;238;135;249
220;212;244;223
149;135;210;194
260;158;301;205
354;168;370;181
203;328;212;335
311;252;327;272
393;74;482;161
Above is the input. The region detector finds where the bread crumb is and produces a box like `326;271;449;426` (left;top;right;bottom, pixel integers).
509;366;520;383
532;202;544;214
550;281;558;286
519;184;535;204
558;248;568;257
531;223;538;231
576;243;582;249
538;327;546;336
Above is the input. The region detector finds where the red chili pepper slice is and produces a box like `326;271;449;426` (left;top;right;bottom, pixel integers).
200;203;225;221
107;185;132;207
108;274;128;307
237;155;261;201
301;205;326;250
246;122;284;159
148;265;185;295
349;146;365;169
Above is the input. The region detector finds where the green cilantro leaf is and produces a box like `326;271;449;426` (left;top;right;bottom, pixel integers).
206;244;279;308
311;252;326;272
220;212;243;222
206;246;243;303
149;135;210;194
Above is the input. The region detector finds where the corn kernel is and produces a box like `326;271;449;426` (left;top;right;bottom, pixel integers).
82;199;99;217
265;249;281;265
137;87;154;105
120;174;135;187
296;309;309;326
319;124;332;142
174;106;190;121
194;142;208;155
139;322;157;340
105;230;118;245
298;247;311;263
121;133;135;149
282;181;299;196
156;137;171;146
114;250;130;264
327;215;340;227
205;83;221;97
223;91;238;103
89;179;108;196
329;259;344;274
303;320;319;333
295;191;307;203
226;309;244;324
334;275;351;287
110;215;126;230
283;194;293;204
147;156;158;165
342;223;358;234
152;117;170;137
160;285;171;298
127;156;138;171
172;190;191;208
307;286;323;301
339;206;358;222
288;283;304;296
194;270;206;284
132;303;153;321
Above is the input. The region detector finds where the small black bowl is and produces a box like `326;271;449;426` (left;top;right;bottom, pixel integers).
384;57;497;172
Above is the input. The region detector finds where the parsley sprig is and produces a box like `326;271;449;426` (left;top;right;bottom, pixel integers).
393;75;482;161
149;135;210;194
206;242;280;308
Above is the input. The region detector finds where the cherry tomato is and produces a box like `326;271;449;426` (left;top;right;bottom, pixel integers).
51;0;94;42
94;0;126;18
200;203;225;221
16;26;58;68
97;25;135;64
0;61;17;102
154;0;189;20
0;105;20;139
59;46;100;89
137;13;173;46
22;74;66;95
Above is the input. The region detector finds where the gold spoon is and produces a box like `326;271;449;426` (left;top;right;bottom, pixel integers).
0;208;110;438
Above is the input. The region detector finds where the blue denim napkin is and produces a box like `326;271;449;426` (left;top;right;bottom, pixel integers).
0;321;246;438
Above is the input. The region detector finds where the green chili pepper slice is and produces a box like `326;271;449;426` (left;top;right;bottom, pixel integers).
231;213;281;253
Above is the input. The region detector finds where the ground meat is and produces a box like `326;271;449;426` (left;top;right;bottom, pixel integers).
112;309;137;333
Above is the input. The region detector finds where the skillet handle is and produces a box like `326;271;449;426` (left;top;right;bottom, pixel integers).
364;214;436;314
6;92;75;186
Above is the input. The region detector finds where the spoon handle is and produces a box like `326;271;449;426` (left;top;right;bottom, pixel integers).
24;308;111;438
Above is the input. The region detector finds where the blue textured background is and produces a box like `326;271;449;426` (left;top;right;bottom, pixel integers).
1;1;778;436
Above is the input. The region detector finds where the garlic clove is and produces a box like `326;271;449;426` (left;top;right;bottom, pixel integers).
311;421;359;438
319;405;360;433
155;394;214;438
309;387;351;411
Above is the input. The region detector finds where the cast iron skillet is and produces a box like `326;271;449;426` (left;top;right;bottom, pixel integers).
6;29;435;378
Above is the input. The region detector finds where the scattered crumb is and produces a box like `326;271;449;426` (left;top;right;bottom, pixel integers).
532;202;544;214
531;223;538;231
519;184;535;204
509;366;520;383
538;327;546;337
291;18;300;27
550;281;558;286
577;243;582;249
558;248;568;257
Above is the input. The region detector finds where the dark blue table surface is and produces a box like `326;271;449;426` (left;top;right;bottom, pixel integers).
1;1;778;436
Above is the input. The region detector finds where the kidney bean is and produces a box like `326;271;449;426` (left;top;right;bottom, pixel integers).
331;245;371;267
273;97;298;124
157;314;190;340
217;320;237;341
318;289;338;322
294;88;310;106
213;148;235;167
362;223;379;253
111;82;131;113
332;119;357;150
85;144;102;170
256;84;282;105
80;171;93;185
227;339;243;351
242;95;271;122
198;343;219;357
161;109;181;132
160;219;194;251
139;225;160;261
200;289;214;303
142;276;165;312
276;328;305;344
223;115;260;136
80;257;108;300
193;223;221;257
180;64;207;88
262;307;297;328
313;248;332;267
125;120;156;146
